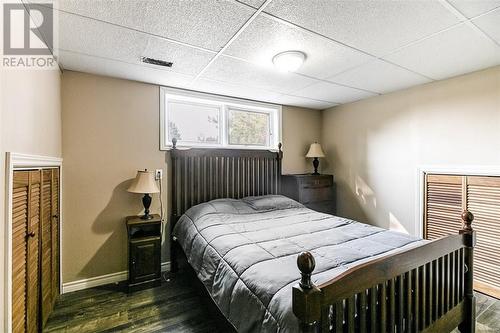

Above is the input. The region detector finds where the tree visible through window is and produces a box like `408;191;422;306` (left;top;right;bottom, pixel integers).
228;109;270;146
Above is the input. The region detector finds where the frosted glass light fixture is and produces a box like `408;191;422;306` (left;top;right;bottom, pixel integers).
272;51;306;72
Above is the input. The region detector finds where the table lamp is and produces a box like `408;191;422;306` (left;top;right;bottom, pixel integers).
127;169;160;220
306;142;326;175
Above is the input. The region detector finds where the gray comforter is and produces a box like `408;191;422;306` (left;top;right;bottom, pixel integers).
173;195;422;332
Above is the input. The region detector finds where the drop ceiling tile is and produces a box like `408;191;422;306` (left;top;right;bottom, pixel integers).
190;78;283;105
58;50;194;88
293;81;377;104
237;0;265;8
59;12;214;76
58;0;255;51
201;56;317;94
448;0;500;18
144;1;255;51
58;0;148;30
224;15;373;79
260;0;460;56
329;60;431;94
384;24;500;80
142;37;215;76
59;11;146;64
473;8;500;44
275;94;337;109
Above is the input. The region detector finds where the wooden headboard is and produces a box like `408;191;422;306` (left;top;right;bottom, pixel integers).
170;138;283;224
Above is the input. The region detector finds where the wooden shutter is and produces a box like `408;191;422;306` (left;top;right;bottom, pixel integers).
51;169;60;304
41;169;53;325
424;173;500;298
424;174;465;239
12;170;42;333
466;176;500;298
27;171;41;333
12;171;29;333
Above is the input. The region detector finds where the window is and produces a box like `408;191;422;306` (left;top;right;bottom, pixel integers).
228;108;270;146
167;100;221;145
160;87;281;150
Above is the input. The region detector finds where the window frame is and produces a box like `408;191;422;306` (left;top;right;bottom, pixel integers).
160;87;282;151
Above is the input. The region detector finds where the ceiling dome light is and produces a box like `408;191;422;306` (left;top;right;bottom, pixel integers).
272;51;306;72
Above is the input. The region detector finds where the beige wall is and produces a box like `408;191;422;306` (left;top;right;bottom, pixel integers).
0;68;62;331
61;71;321;283
321;66;500;235
282;106;322;174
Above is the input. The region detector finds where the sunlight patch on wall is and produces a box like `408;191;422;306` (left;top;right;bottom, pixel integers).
355;175;377;208
389;212;409;234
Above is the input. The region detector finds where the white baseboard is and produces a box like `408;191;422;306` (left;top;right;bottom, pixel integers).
62;261;171;294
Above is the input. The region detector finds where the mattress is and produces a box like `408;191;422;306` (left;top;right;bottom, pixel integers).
173;195;422;332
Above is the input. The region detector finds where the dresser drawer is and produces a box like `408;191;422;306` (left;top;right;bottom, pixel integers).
300;177;332;189
300;186;333;203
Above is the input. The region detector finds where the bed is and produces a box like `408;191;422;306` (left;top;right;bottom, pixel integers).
169;139;476;333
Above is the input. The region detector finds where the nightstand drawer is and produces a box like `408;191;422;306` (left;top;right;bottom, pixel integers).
300;177;332;188
300;186;333;203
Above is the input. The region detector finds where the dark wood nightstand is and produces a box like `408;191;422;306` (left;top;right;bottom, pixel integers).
281;174;336;215
126;215;162;292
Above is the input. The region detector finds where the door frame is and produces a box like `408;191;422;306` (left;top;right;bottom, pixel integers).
415;165;500;238
4;153;63;333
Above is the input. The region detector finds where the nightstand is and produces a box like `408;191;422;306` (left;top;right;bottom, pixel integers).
281;174;336;215
126;214;162;292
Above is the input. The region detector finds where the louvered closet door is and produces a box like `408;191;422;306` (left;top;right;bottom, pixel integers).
424;173;500;298
12;171;29;333
27;172;41;333
51;169;60;306
466;176;500;297
424;174;465;239
12;170;41;333
41;169;54;325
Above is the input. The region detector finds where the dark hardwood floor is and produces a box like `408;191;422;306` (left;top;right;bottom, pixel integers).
474;293;500;332
450;291;500;332
44;270;235;333
45;270;500;332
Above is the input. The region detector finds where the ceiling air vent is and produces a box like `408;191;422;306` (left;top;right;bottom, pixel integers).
141;56;173;68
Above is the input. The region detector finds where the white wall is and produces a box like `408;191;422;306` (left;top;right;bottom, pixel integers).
322;66;500;235
0;68;62;331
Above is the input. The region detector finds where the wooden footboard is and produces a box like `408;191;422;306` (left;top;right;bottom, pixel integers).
293;211;476;333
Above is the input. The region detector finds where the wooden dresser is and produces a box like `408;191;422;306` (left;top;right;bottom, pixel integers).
281;174;336;215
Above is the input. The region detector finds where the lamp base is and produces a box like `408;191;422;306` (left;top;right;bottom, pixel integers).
141;193;153;220
312;157;320;175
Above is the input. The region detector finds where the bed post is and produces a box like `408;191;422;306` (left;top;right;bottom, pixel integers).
277;143;283;193
170;138;179;273
293;252;321;333
458;210;476;333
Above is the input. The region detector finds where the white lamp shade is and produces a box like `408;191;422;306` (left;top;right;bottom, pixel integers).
127;170;160;194
306;143;326;158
